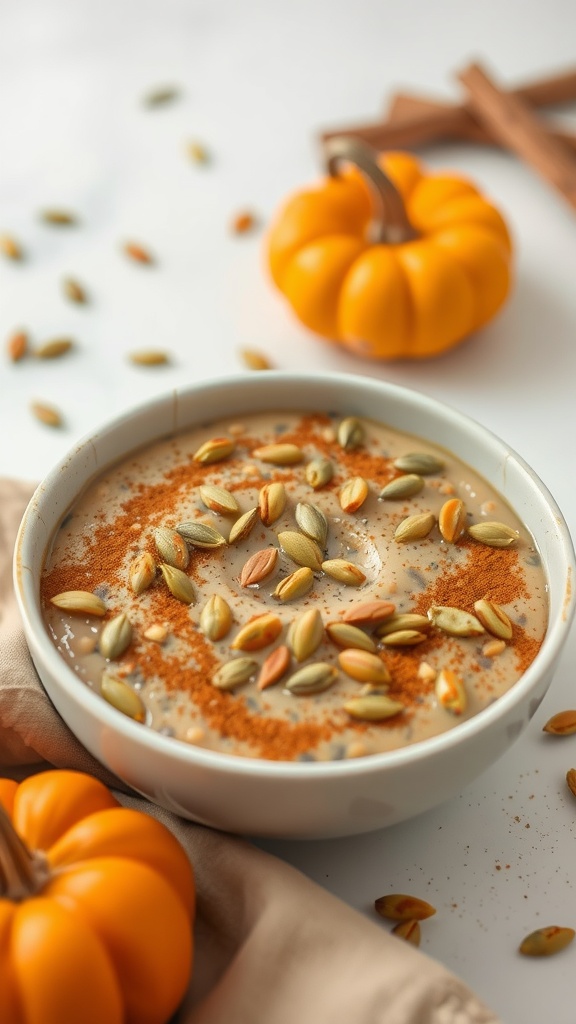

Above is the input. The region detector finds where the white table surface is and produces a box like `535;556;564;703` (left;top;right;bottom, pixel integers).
2;2;576;1021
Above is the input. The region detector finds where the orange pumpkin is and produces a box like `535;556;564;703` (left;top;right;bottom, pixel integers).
267;138;513;359
0;770;195;1024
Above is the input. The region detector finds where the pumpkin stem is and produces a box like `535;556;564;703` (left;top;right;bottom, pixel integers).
324;136;418;244
0;804;50;900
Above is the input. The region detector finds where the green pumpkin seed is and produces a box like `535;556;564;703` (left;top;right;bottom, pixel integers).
393;452;444;475
379;474;424;501
344;695;404;721
176;521;227;549
278;530;323;571
305;457;334;489
101;673;146;722
99;613;133;660
467;522;519;547
295;502;328;547
159;563;196;604
337;416;364;450
284;662;338;696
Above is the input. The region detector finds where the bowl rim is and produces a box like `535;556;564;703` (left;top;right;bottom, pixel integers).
14;370;576;780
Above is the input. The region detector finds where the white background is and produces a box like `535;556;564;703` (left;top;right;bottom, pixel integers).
2;2;576;1021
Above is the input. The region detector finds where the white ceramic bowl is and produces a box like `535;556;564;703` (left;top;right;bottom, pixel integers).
14;373;576;839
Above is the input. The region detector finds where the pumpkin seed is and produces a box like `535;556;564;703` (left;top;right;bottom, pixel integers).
252;442;304;465
50;590;106;616
187;140;209;163
326;622;377;653
392;920;421;946
40;209;77;225
288;608;324;662
278;530;323;571
338;648;391;684
321;559;366;586
101;672;146;722
240;348;273;370
123;242;154;264
482;638;506;658
200;484;240;516
159;563;196;604
143;85;179;107
31;401;63;427
344;694;404;720
543;711;576;736
231;612;282;651
295;501;328;547
342;600;396;627
6;329;28;361
340;476;369;514
129;551;156;595
176;521;227;549
99;613;133;660
379;474;424;501
467;521;519;547
200;594;233;641
192;437;235;464
62;277;87;303
212;657;257;691
435;668;467;714
240;547;279;587
259;481;287;525
376;613;431;637
394;511;436;543
519;926;575;957
228;506;259;543
305;457;334;489
374;894;436;922
129;349;170;365
393;452;444;475
273;566;315;603
439;498;467;543
143;624;168;643
473;598;513;640
337;416;364;450
567;769;576;798
257;645;291;691
284;662;338;696
154;526;190;570
380;629;428;647
0;233;23;260
427;605;485;637
35;337;73;359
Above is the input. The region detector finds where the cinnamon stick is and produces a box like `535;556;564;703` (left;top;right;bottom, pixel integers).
457;61;576;211
386;92;576;152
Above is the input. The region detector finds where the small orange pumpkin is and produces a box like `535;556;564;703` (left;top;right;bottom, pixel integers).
267;138;513;360
0;770;195;1024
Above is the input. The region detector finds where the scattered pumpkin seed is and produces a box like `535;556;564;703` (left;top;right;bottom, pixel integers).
143;624;168;643
273;566;315;603
240;348;273;370
543;710;576;736
305;457;334;489
288;608;325;662
187;140;209;163
228;507;259;543
394;511;436;543
284;662;338;696
240;547;278;587
50;590;107;616
380;629;428;647
393;452;444;475
379;474;424;501
374;894;436;922
438;498;467;543
35;337;73;359
200;484;240;516
474;598;513;640
482;638;506;658
337;416;364;450
377;613;431;637
231;211;257;234
231;612;282;652
259;481;287;525
143;85;179;107
344;694;404;720
278;530;323;571
122;241;154;264
338;648;391;684
212;657;257;691
6;330;28;361
295;501;328;547
101;672;146;722
176;521;227;549
129;551;156;595
257;644;291;691
200;594;233;641
0;233;23;260
427;605;485;637
99;613;133;660
252;442;303;465
128;349;170;366
40;209;77;225
326;622;377;653
340;476;369;514
30;399;62;427
321;559;366;586
435;668;467;714
392;920;421;946
154;526;190;570
62;277;87;303
467;521;519;547
519;926;575;957
342;600;396;627
566;769;576;798
159;563;196;604
192;437;235;464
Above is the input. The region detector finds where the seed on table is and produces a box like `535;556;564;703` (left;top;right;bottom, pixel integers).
240;547;278;587
154;526;190;570
176;521;227;549
239;347;273;370
257;645;291;691
259;481;287;525
229;507;259;543
394;511;436;543
295;501;328;547
474;598;513;640
159;563;196;604
339;476;369;514
192;437;236;464
50;590;106;616
129;551;156;595
338;648;391;684
123;241;154;264
379;474;424;501
278;531;323;571
212;657;258;691
427;605;485;637
467;521;519;547
62;276;88;303
519;926;575;957
392;920;421;946
200;594;233;641
231;612;282;652
377;613;430;637
321;559;366;586
273;566;314;603
252;442;303;465
342;600;396;627
380;629;427;647
435;669;467;715
40;209;77;225
101;672;146;722
326;622;377;653
305;457;334;489
6;329;28;361
187;140;209;163
128;349;170;366
374;894;436;922
0;233;23;260
200;484;240;516
566;769;576;797
231;210;257;234
143;85;180;107
284;662;338;696
337;416;364;450
288;608;324;662
393;452;444;475
35;337;74;359
99;613;133;660
543;710;576;736
344;694;404;721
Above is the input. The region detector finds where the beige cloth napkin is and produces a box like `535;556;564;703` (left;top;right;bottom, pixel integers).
0;478;502;1024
